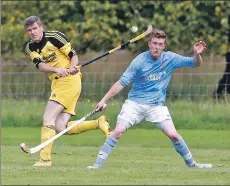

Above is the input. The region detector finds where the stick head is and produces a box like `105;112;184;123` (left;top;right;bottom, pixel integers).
130;24;153;43
145;25;153;36
20;143;31;153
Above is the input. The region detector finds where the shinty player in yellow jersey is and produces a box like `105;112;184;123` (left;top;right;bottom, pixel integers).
24;16;112;167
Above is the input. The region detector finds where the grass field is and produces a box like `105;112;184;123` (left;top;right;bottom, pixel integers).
1;128;230;185
2;99;230;130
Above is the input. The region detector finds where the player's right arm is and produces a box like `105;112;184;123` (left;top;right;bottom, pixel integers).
26;43;69;77
95;55;141;111
38;63;69;77
95;81;124;111
193;41;206;67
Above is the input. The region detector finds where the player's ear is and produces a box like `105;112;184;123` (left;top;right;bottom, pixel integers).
39;23;44;32
163;41;166;49
148;40;151;48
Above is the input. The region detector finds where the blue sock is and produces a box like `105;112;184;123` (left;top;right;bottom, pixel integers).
171;136;194;165
95;135;118;166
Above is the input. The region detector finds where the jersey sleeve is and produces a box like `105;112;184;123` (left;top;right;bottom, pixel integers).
26;43;43;68
169;51;196;69
119;57;141;86
47;31;77;59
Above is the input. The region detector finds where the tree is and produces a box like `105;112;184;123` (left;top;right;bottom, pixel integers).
1;0;230;57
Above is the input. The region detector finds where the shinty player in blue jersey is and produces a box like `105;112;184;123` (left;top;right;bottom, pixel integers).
87;28;212;169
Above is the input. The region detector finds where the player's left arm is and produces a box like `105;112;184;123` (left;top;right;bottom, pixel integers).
68;54;79;75
60;42;79;74
50;31;79;74
193;41;206;67
59;39;79;75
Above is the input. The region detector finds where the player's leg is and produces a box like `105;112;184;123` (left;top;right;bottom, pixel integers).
55;112;71;132
55;113;112;137
87;120;128;169
156;119;212;168
33;100;64;167
156;119;194;165
66;115;112;137
56;74;111;137
145;105;212;168
87;99;144;169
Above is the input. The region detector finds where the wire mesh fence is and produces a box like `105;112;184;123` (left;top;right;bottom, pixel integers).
2;51;230;104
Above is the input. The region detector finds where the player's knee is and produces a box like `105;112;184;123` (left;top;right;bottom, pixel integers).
55;118;65;128
168;132;180;141
111;125;126;139
110;119;130;139
55;118;66;133
55;123;66;133
55;114;71;133
112;130;124;139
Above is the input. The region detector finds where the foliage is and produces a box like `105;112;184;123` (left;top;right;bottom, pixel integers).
1;0;230;57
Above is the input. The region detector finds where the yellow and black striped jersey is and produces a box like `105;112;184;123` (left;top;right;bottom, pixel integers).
26;31;77;80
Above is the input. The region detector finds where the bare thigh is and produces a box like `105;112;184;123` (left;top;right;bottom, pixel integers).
55;112;72;133
43;100;65;124
156;119;180;141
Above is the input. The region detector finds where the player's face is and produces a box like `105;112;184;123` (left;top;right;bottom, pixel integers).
25;22;43;42
148;37;166;60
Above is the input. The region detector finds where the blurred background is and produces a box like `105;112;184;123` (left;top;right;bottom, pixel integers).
1;0;230;128
2;3;230;185
2;0;230;100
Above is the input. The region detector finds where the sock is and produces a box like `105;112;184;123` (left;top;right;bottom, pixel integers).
171;136;194;165
67;120;98;135
95;135;118;166
40;124;56;161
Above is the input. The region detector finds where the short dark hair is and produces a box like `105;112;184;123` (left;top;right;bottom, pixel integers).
24;16;42;29
148;28;167;42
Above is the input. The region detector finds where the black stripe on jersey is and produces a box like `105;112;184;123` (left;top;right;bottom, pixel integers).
33;58;42;69
46;31;77;59
45;31;69;49
71;48;76;55
68;51;75;59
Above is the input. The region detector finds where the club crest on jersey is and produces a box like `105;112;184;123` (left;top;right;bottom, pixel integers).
42;52;57;63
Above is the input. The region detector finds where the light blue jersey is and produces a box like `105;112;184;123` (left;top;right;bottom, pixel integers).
119;51;195;105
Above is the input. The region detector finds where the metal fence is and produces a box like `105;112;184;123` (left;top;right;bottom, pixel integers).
2;51;230;103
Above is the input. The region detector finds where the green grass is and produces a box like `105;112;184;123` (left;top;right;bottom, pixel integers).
2;99;230;130
1;128;230;185
2;99;230;184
